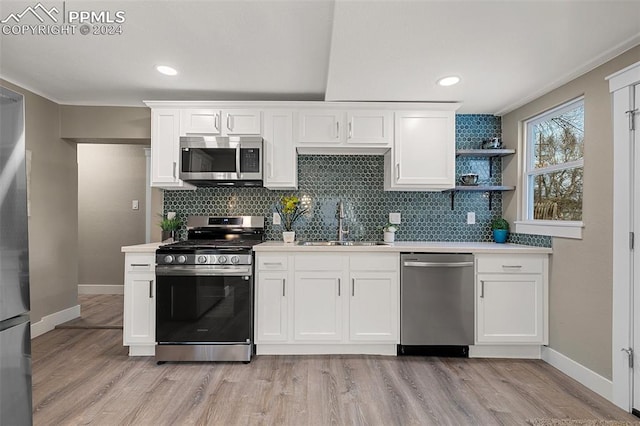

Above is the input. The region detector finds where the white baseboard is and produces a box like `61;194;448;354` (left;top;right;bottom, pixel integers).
469;345;542;359
31;304;81;338
78;284;124;295
542;346;613;402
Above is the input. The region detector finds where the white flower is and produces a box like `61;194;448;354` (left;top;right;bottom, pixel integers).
167;212;176;220
385;225;397;233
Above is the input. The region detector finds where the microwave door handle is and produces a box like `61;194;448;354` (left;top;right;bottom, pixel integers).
236;145;241;178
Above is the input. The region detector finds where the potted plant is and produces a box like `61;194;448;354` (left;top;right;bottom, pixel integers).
159;211;182;242
382;223;399;243
275;196;308;243
491;217;510;244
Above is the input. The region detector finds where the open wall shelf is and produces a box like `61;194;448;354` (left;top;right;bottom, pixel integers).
446;186;515;210
456;149;516;177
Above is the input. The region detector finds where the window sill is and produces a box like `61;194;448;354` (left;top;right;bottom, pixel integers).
514;220;583;239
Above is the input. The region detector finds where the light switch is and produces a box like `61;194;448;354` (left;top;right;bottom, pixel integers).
273;212;281;225
132;200;139;210
467;212;476;225
389;212;401;224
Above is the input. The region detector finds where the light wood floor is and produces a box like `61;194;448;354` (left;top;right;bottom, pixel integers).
32;295;638;426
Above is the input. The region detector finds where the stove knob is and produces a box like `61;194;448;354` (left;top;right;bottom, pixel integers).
177;255;187;264
230;256;240;264
163;255;174;264
197;255;208;264
217;255;228;264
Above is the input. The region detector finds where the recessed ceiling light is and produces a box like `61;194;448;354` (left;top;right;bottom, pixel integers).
437;76;460;87
156;65;178;76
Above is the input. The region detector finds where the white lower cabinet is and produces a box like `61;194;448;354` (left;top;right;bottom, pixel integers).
255;271;289;342
255;252;399;355
123;252;156;356
294;271;344;341
475;254;548;346
349;271;398;342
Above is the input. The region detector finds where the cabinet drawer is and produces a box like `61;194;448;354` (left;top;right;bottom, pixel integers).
126;254;155;272
476;255;543;274
295;254;344;271
350;254;398;271
258;256;288;271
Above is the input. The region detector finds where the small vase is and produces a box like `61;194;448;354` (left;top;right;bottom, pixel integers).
161;230;177;242
383;231;395;243
493;229;508;244
282;231;295;243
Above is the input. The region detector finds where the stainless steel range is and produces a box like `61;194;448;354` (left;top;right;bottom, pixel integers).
155;216;264;363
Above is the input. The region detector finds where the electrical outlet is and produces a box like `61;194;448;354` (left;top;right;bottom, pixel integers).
273;212;281;225
389;212;401;224
132;200;139;210
467;212;476;225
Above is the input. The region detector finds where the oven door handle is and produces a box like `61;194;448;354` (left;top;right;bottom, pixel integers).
156;266;252;276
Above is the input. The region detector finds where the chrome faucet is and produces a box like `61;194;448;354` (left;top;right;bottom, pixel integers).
336;200;349;242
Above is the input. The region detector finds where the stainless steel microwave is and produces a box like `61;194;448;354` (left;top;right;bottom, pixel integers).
179;136;263;187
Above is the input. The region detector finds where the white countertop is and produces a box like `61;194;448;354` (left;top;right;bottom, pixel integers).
253;241;552;254
121;242;165;253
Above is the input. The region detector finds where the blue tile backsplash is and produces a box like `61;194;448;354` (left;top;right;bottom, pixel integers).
163;114;551;247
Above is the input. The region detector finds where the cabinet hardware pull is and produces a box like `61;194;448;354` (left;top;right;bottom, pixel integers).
263;262;282;266
396;164;400;178
480;280;484;298
352;278;355;296
227;114;232;131
348;120;353;139
131;264;150;267
338;278;341;296
172;162;177;179
282;279;286;297
502;265;523;269
336;121;340;138
268;162;273;179
149;280;154;298
404;261;474;268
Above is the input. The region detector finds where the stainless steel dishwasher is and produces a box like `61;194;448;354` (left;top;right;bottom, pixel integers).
400;253;474;356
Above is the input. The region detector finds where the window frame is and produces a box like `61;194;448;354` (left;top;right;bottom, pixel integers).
515;96;585;239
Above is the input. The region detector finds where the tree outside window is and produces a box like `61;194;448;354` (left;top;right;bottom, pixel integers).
525;98;584;222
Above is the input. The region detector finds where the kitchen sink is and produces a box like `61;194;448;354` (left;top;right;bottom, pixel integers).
295;241;389;246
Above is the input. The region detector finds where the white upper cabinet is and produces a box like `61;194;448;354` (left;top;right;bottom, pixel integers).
298;110;345;144
346;110;392;145
180;109;261;136
384;110;456;191
296;109;392;153
263;110;297;190
150;109;193;189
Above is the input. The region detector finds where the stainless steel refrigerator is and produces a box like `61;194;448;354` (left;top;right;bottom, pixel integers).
0;86;33;425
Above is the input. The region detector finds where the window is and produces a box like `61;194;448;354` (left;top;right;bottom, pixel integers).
517;97;584;239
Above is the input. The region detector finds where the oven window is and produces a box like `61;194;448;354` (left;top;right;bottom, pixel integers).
156;275;251;343
182;148;236;173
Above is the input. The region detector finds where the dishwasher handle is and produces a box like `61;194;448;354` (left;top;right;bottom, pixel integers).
403;261;474;268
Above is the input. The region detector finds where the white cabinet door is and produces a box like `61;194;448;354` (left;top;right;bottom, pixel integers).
180;109;221;135
151;109;192;188
223;109;262;135
385;110;455;191
263;110;297;189
123;253;156;348
349;271;399;342
298;110;345;144
255;271;288;342
346;110;392;146
476;273;544;344
180;109;261;136
293;271;344;341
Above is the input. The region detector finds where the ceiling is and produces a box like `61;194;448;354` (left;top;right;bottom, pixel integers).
0;0;639;114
